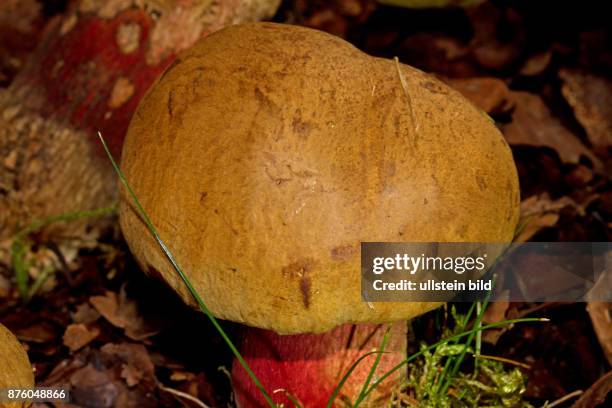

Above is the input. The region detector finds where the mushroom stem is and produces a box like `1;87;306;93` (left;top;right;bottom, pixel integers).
231;322;407;407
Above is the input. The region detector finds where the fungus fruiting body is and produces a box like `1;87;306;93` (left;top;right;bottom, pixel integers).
119;23;520;406
0;324;35;408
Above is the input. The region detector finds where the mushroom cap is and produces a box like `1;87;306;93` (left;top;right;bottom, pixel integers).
119;23;520;334
0;324;34;407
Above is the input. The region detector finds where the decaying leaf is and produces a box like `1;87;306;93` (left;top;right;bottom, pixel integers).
90;288;160;341
71;302;101;325
560;69;612;149
101;343;156;387
63;323;100;352
515;194;581;243
446;77;513;114
572;370;612;408
70;363;119;407
503;91;599;165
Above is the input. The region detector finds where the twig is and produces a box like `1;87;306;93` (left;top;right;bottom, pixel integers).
542;389;583;408
473;354;531;370
159;384;211;408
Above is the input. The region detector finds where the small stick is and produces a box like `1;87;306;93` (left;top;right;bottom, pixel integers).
473;354;531;370
543;389;583;408
159;384;211;408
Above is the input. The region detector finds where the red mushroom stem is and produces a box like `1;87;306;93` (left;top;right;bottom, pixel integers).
232;322;408;407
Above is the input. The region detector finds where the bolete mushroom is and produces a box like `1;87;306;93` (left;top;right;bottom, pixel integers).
0;324;34;408
119;23;520;406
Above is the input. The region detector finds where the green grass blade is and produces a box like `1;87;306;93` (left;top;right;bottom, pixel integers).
325;350;388;408
97;132;276;407
354;328;391;407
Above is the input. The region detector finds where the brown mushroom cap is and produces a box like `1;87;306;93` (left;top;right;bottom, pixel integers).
0;324;34;407
119;22;520;334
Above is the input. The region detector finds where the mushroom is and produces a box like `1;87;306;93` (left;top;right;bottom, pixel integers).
0;324;34;408
119;23;520;406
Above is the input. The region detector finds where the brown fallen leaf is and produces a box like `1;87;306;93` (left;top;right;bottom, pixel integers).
63;323;100;352
90;287;160;341
572;370;612;408
14;320;58;343
503;91;599;165
587;302;612;366
71;302;101;325
446;77;513;114
70;363;118;407
515;194;579;243
560;69;612;149
101;343;155;388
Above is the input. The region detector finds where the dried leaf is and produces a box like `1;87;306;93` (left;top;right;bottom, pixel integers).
572;370;612;408
503;91;599;165
101;343;155;387
560;69;612;148
90;288;160;341
587;302;612;366
70;364;118;407
71;302;101;325
446;77;513;114
515;194;579;242
14;321;57;343
63;323;100;352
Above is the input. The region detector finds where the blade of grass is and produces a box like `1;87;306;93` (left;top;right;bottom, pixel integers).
97;132;276;407
361;317;548;400
354;328;391;407
325;350;389;408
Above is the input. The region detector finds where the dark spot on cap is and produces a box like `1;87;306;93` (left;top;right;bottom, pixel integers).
292;116;314;138
282;258;316;309
475;174;487;191
299;276;311;309
421;80;448;95
331;245;356;261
